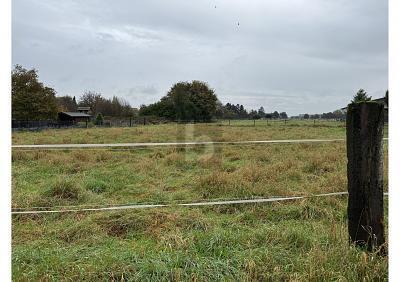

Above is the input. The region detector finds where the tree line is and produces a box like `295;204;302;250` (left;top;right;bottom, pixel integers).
215;104;288;120
12;65;385;122
295;89;388;120
54;92;135;118
292;111;346;120
12;65;136;120
138;80;288;121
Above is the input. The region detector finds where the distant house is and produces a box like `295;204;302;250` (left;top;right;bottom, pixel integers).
77;106;91;114
58;112;91;123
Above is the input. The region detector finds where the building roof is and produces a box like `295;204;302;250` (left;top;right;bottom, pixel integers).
77;106;90;110
59;112;91;117
340;97;388;111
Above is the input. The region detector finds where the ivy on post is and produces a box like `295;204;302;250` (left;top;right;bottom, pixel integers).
346;101;385;254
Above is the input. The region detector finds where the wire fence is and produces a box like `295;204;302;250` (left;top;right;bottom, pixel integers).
12;117;350;131
11;192;390;215
12;138;348;149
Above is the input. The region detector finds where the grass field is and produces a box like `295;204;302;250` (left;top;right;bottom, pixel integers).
12;120;349;145
12;121;388;281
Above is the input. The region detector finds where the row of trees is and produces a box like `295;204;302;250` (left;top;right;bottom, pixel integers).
297;111;346;120
215;104;288;120
297;89;388;120
13;65;386;122
12;65;136;120
139;81;289;121
56;93;136;117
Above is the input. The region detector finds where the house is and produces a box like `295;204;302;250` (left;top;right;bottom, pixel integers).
77;106;91;114
58;112;91;123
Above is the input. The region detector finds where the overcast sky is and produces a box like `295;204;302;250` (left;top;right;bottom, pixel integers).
12;0;387;115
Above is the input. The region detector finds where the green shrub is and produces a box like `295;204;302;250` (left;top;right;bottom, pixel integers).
95;113;104;125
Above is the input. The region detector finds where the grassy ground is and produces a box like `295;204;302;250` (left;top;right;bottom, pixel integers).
12;120;349;145
12;122;388;281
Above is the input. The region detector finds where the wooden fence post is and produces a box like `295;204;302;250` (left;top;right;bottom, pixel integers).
347;102;385;253
86;119;88;128
129;117;132;127
143;117;146;125
253;120;256;127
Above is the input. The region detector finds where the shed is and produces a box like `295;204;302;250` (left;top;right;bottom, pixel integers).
58;112;91;123
77;107;91;114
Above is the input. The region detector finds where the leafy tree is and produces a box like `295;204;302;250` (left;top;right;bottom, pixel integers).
78;91;102;114
351;89;371;103
56;95;78;112
214;101;225;119
332;110;345;120
12;65;58;120
238;105;247;119
310;114;320;119
258;106;265;118
140;80;218;121
279;112;288;119
303;113;310;119
249;109;260;119
272;111;280;119
79;92;134;117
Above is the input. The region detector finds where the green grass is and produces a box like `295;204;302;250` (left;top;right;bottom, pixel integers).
12;200;388;281
12;120;350;145
12;122;388;281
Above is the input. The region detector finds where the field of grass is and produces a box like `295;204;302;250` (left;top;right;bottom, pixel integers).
12;120;349;145
12;121;388;280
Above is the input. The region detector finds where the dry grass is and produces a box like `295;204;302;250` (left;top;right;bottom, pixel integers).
11;124;388;280
12;141;387;208
12;120;352;145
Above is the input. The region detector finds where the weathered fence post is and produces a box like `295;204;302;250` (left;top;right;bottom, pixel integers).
86;119;88;128
143;117;146;126
347;102;385;253
285;119;287;125
129;117;132;127
314;119;316;126
253;120;256;127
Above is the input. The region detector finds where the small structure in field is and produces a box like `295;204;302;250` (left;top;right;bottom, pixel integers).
58;112;91;123
77;106;91;114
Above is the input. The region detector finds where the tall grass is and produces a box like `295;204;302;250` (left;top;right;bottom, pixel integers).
12;120;351;145
12;124;388;280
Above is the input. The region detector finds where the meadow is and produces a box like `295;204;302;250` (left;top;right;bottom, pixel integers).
12;119;348;145
12;120;388;281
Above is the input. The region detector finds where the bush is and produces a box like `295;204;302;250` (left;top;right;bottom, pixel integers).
95;113;104;125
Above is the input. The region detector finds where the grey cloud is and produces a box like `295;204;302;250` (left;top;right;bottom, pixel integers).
12;0;387;115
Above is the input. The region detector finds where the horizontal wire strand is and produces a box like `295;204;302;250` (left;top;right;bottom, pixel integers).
11;192;389;215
